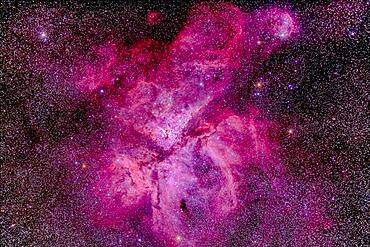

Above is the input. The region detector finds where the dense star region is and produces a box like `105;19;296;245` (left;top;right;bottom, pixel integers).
1;1;368;247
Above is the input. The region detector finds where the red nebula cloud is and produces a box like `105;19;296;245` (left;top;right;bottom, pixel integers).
71;3;332;246
147;10;165;26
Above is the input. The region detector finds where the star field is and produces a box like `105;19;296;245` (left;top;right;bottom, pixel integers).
1;1;368;246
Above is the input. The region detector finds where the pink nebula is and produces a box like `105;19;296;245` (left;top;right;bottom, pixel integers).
71;3;331;246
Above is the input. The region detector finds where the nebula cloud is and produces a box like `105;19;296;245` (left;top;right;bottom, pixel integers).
68;3;329;246
2;1;367;247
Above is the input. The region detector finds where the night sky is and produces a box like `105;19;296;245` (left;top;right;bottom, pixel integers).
1;1;368;246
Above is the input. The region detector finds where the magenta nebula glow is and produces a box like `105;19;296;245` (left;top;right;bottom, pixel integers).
69;4;329;246
2;1;368;246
